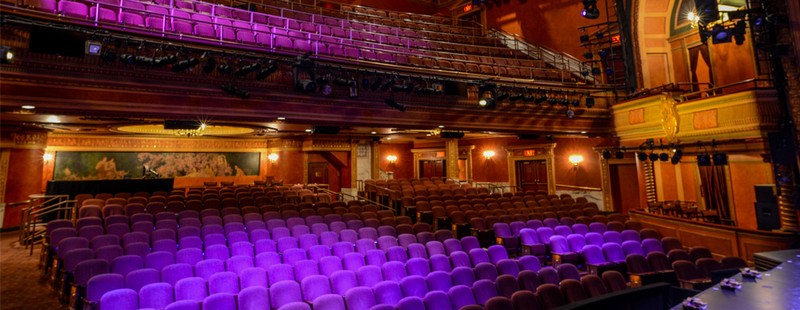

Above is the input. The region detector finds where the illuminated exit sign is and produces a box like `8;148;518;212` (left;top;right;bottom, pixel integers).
523;149;535;156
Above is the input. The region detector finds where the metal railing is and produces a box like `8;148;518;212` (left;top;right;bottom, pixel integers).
314;187;396;214
487;29;594;83
19;195;73;255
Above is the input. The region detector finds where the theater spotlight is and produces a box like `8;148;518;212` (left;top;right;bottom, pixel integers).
256;60;278;80
602;150;612;159
659;153;670;161
598;49;609;58
201;54;216;73
697;154;712;166
235;62;261;77
385;98;407;112
648;153;659;162
533;94;548;104
583;52;594;59
733;20;746;45
296;79;317;92
172;57;199;72
671;149;683;164
637;152;648;161
579;34;590;43
370;77;383;91
585;96;595;108
477;84;497;109
1;46;14;64
565;108;575;118
220;83;250;99
615;148;625;159
591;67;601;75
380;78;395;91
217;63;233;75
712;153;728;165
581;0;600;19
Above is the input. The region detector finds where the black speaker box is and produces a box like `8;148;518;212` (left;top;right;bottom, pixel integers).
440;131;464;139
517;134;541;140
312;126;340;135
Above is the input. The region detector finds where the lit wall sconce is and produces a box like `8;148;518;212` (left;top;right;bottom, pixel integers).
483;150;495;159
386;155;398;163
42;152;54;162
267;153;279;162
568;154;584;167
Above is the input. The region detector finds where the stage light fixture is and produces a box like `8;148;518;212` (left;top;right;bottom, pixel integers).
370;77;383;91
296;79;317;92
605;68;614;75
534;94;548;104
202;56;216;73
615;149;625;159
602;150;612;159
596;32;604;39
579;34;590;43
1;46;14;64
256;60;278;80
671;149;683;164
101;51;116;62
581;0;600;19
385;98;407;112
565;109;575;118
478;98;496;109
583;52;594;59
235;62;261;77
333;77;356;87
477;84;497;109
712;153;728;165
508;93;524;102
598;49;609;58
220;83;250;99
591;67;601;75
697;154;712;166
637;152;648;161
711;24;732;44
380;78;395;91
733;20;746;45
648;153;659;161
496;91;509;102
217;64;233;74
659;153;669;161
171;58;199;72
585;96;595;108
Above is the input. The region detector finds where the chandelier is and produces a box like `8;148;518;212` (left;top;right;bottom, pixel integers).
172;123;206;137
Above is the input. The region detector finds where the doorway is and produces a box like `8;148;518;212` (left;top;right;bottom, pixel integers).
609;164;641;214
308;162;329;186
419;160;446;179
515;160;548;193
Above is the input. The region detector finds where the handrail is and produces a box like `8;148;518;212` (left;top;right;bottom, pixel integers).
314;187;394;212
19;194;73;255
488;183;516;194
677;78;774;102
555;184;602;191
487;29;594;84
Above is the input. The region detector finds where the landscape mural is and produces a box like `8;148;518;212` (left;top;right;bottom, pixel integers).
53;152;260;180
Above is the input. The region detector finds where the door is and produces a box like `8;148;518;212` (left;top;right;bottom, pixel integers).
516;160;548;193
419;160;446;179
308;162;328;185
609;164;641;214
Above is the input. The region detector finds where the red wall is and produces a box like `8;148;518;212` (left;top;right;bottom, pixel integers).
552;138;604;189
468;137;516;182
268;149;305;185
379;142;414;179
4;148;44;228
484;0;608;59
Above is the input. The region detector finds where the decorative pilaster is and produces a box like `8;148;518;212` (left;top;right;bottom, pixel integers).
777;184;799;231
642;160;657;203
596;149;614;211
350;140;357;189
371;141;381;180
444;138;459;180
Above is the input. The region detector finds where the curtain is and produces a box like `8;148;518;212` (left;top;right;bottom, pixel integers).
699;165;731;221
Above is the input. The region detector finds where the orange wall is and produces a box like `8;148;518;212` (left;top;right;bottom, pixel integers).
379;142;414;179
728;158;772;230
268;149;305;185
552;138;604;189
656;162;679;201
709;38;758;86
680;163;698;202
610;163;641;213
468;137;515;182
484;0;610;59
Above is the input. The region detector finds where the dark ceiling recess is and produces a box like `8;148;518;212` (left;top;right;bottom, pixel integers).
312;126;341;135
440;131;465;139
164;120;201;130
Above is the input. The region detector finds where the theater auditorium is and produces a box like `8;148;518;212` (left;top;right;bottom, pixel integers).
0;0;799;309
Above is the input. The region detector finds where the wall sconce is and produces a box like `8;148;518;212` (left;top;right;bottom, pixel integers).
568;154;584;167
42;152;54;162
483;150;495;159
267;153;279;162
386;155;398;163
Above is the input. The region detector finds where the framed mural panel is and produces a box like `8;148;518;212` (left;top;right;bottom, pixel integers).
53;152;260;180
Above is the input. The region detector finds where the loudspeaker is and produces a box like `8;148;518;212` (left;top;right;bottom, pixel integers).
517;134;541;140
755;185;777;203
755;202;780;231
312;126;340;135
440;131;464;139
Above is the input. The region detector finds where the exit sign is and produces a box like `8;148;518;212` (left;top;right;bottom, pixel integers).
523;149;535;156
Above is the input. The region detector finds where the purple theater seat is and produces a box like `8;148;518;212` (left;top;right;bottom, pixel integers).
398;234;417;248
238;267;267;288
356;239;377;255
175;277;207;301
270;280;302;309
230;242;254;258
343;252;366;271
96;245;124;263
451;266;476;287
496;259;521;277
428;254;451;272
165;300;200;310
425;270;452;292
340;229;358;243
356;263;384;287
406;258;430;277
387;246;408;263
301;274;331;302
86;273;124;308
140;282;174;309
145;251;174;271
517;270;541;291
381;261;407;282
205;244;230;261
332;242;355;258
535;227;555;246
79;226;104;241
268;264;294;286
448;285;477;310
554;225;572;237
443;239;463;255
537;267;560;285
622;240;645;257
536;283;565;309
460;236;481;253
255;239;277;255
488;245;509;264
100;288;138;310
468;248;490;266
111;254;143;277
567;234;587;253
585;232;604;246
331;270;358;295
195;259;224;280
602;243;627;264
397;296;424;310
426;241;446;257
309;245;332;262
603;231;622;244
203;293;236;310
208;271;239;294
556;264;581;281
313;294;346;310
517;255;542;272
161;263;193;286
406;243;427;259
125;267;159;293
277;236;299;253
294;260;320;281
345;286;376;310
571;223;590;235
291;225;310;238
119;12;145;27
283;248;308;266
59;0;89;18
399;275;428;298
372;281;403;305
153;239;178;255
589;222;607;233
377;226;396;237
377;236;399;251
176;248;203;266
495;274;519;299
319;256;343;277
641;238;665;255
449;251;471;268
621;230;641;242
474;262;499;281
238;286;269;310
366;249;387;267
319;231;338;247
299;234;319;251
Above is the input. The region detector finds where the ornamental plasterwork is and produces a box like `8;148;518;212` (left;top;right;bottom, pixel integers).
660;95;679;143
302;137;352;151
48;135;266;151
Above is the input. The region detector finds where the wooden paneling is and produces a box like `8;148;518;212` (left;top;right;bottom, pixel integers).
630;210;796;263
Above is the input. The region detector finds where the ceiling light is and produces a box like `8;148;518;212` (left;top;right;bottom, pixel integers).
386;137;392;140
305;129;313;133
277;117;286;120
1;46;14;64
371;131;377;134
580;131;587;134
438;125;445;128
581;0;600;19
21;105;35;110
46;115;61;123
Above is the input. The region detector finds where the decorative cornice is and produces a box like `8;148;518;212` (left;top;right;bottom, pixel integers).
47;134;267;152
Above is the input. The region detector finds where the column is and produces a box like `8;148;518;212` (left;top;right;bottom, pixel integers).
445;138;459;180
371;140;381;180
1;127;48;228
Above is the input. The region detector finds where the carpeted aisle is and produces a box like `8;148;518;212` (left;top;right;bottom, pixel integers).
0;231;66;310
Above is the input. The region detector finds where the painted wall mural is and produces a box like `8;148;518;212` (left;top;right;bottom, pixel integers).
53;152;260;180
